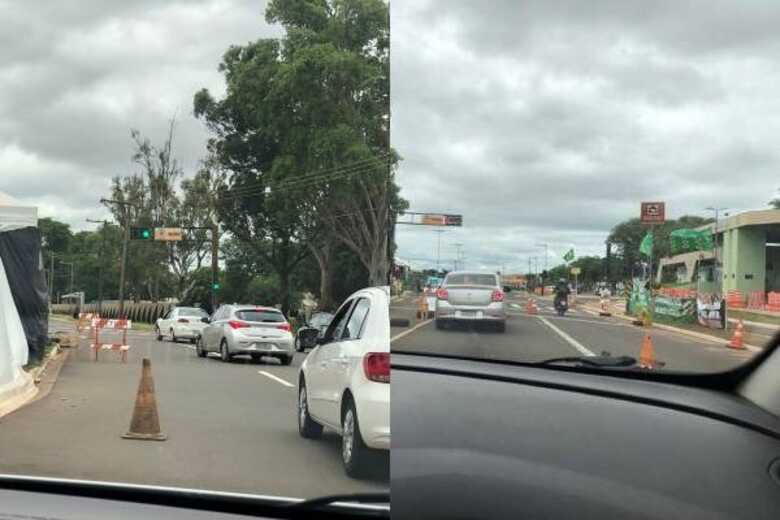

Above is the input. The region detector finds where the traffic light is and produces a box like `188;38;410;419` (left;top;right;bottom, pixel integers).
212;282;221;290
130;227;153;240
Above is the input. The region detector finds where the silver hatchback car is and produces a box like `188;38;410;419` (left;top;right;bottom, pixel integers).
434;271;506;332
197;305;295;364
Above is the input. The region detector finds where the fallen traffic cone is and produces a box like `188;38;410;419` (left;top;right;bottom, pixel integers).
727;320;746;350
638;334;658;369
122;358;167;441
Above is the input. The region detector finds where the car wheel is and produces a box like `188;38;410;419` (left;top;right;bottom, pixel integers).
295;336;303;353
155;326;162;341
196;336;207;358
170;329;177;343
342;396;371;478
280;355;293;366
298;380;323;439
220;340;231;362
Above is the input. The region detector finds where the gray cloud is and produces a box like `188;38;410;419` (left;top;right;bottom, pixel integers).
392;0;780;272
0;0;280;228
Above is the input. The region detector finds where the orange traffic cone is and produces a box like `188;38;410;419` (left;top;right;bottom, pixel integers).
599;299;612;317
122;358;167;441
638;334;658;369
526;298;538;315
727;320;746;350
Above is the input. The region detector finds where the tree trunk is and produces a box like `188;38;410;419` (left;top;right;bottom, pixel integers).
309;238;335;311
280;271;291;316
367;249;389;287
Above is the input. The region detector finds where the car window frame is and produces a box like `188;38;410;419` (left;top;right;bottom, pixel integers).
322;300;355;343
340;297;371;341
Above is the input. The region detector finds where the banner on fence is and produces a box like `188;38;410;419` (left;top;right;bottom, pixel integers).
697;293;726;329
654;295;696;325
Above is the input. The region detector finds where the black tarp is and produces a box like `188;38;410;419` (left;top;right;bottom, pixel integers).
0;227;48;361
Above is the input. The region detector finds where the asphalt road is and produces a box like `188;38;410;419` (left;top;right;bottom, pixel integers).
0;317;388;499
391;291;757;372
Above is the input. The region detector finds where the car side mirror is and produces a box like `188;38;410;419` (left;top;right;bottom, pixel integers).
201;317;210;324
316;336;329;346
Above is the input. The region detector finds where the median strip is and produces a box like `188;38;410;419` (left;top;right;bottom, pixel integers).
536;316;596;357
258;370;295;388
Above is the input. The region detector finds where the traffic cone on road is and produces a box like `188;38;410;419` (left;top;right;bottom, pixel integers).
727;320;746;350
638;334;658;369
526;298;538;315
122;358;167;441
599;298;612;317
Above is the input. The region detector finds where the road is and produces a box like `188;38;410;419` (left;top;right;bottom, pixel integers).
0;317;388;498
391;291;759;372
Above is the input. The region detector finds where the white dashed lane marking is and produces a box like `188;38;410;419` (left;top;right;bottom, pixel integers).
258;371;295;388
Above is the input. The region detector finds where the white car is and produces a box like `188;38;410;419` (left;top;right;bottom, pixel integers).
155;306;209;344
297;286;390;477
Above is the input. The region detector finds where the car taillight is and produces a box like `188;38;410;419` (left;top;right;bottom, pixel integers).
177;318;189;323
227;320;250;329
277;322;291;332
363;352;390;383
437;288;448;300
491;290;505;302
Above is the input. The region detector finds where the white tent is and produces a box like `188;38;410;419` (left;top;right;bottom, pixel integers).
0;192;39;416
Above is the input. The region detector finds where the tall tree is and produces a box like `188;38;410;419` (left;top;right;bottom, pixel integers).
194;0;404;297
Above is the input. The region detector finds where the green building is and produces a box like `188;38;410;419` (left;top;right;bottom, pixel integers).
656;209;780;295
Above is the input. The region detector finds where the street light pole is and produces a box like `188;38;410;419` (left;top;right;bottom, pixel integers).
434;229;446;272
101;198;138;318
87;218;109;316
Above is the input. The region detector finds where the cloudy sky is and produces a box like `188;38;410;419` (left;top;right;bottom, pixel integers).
0;0;279;229
391;0;780;273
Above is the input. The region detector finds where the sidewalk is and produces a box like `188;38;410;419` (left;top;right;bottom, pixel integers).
580;300;767;353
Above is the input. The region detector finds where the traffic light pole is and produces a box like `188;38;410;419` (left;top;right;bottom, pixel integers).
211;223;219;313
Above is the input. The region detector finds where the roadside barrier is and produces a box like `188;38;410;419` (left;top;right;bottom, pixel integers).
747;291;766;311
122;358;166;441
767;292;780;312
90;318;131;363
76;313;97;334
726;290;746;309
727;320;746;350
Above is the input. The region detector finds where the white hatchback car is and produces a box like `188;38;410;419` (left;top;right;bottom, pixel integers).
297;286;390;477
155;306;210;343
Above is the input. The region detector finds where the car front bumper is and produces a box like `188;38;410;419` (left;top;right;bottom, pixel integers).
435;301;506;321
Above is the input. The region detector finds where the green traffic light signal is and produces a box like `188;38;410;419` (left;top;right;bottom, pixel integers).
212;282;221;290
142;229;151;239
130;227;154;240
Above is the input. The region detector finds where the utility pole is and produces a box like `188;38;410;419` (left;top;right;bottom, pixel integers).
101;198;137;318
48;251;55;303
87;219;109;315
453;243;464;271
211;221;219;313
705;206;728;270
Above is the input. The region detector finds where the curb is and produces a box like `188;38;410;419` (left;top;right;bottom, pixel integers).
581;304;762;353
0;345;67;419
0;372;39;419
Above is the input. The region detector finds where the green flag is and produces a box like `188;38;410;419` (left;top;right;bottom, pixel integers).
639;232;654;257
563;249;575;263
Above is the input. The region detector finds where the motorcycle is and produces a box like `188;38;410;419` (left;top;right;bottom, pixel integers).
554;294;569;316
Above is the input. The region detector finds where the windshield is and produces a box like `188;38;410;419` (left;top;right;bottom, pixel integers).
310;313;334;327
0;0;389;503
178;308;208;317
389;0;774;376
236;309;285;323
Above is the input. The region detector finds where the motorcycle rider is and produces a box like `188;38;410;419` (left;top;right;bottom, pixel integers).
553;278;570;312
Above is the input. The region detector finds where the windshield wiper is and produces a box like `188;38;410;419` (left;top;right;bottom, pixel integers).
289;492;390;515
536;354;637;368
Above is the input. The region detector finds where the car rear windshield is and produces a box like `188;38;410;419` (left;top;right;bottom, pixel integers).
235;310;285;323
179;308;208;317
446;274;497;286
